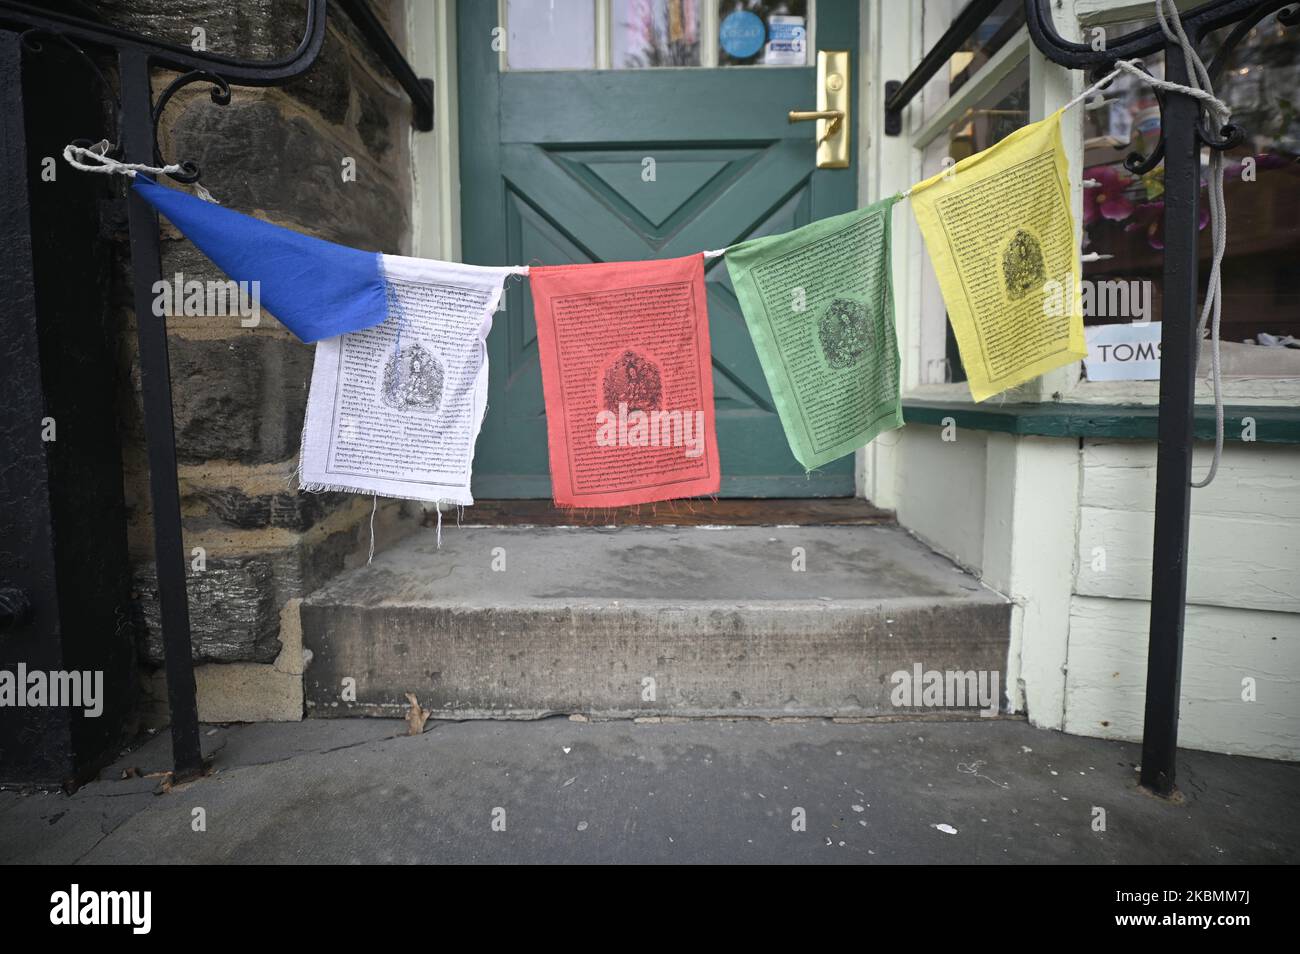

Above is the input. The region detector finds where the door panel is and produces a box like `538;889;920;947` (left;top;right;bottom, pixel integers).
460;1;860;498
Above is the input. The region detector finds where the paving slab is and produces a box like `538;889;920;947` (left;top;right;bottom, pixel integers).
2;718;1295;864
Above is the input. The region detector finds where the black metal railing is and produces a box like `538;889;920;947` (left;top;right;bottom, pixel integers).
0;0;433;781
885;0;1299;797
883;0;1005;135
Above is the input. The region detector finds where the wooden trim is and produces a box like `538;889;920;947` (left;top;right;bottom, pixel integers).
454;498;893;527
902;400;1300;444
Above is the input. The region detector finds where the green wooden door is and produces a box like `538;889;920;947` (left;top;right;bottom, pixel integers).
460;1;859;498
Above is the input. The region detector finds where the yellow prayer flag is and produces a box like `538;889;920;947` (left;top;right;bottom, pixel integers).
910;109;1086;402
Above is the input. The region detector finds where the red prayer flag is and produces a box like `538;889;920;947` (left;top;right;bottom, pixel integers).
529;254;721;507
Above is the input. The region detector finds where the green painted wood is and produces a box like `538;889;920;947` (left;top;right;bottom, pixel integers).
459;0;861;498
901;400;1300;444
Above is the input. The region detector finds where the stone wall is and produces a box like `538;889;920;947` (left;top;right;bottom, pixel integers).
100;1;419;714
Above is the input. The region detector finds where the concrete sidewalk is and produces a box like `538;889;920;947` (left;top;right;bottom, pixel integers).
2;717;1296;864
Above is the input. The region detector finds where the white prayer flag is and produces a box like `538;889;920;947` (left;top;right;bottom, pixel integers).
299;256;519;506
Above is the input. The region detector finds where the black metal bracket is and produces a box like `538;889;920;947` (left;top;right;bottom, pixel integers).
0;0;433;781
884;0;1005;137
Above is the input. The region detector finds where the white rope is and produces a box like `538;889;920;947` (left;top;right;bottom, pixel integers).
367;493;378;565
62;140;183;178
1058;4;1229;487
1063;57;1229;117
702;248;728;260
1156;0;1229;487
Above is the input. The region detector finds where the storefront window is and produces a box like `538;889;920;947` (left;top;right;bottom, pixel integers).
919;0;1026;124
946;0;1026;97
1081;11;1300;375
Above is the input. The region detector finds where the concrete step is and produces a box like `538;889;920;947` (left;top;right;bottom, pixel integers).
300;525;1011;720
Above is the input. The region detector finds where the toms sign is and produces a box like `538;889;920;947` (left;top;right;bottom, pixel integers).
1084;321;1162;382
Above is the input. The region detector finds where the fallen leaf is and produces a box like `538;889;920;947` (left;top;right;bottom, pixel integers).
405;692;431;735
931;823;958;835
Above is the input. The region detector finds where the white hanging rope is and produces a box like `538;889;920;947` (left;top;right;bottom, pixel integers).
62;140;183;178
367;493;378;565
1063;58;1229;117
1059;4;1229;487
1157;0;1229;487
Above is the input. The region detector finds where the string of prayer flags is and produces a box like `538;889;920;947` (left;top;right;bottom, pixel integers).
299;257;518;505
126;104;1099;511
909;109;1086;401
132;176;387;343
528;255;721;507
724;195;904;470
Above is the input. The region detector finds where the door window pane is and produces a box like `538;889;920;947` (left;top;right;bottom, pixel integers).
613;0;701;68
1080;10;1300;375
506;0;597;71
718;1;809;67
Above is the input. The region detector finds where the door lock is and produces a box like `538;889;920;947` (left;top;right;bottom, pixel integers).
788;50;850;169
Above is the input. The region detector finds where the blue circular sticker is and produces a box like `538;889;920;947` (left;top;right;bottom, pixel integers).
719;10;765;59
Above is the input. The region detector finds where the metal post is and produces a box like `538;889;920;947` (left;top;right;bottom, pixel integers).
1138;45;1202;797
119;47;203;781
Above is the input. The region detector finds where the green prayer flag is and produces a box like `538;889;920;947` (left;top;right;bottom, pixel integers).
724;195;904;471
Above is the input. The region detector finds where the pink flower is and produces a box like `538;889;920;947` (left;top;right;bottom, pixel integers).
1125;200;1210;251
1083;165;1136;226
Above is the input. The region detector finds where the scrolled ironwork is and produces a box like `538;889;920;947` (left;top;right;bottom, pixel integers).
150;69;232;182
1114;61;1169;174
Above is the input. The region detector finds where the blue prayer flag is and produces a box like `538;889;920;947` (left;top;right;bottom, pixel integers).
132;176;388;343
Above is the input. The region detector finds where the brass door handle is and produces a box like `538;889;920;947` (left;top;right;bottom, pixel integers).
790;51;850;169
789;109;844;144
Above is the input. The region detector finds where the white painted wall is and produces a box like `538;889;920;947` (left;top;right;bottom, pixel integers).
1064;441;1300;759
889;425;1300;758
893;425;988;574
